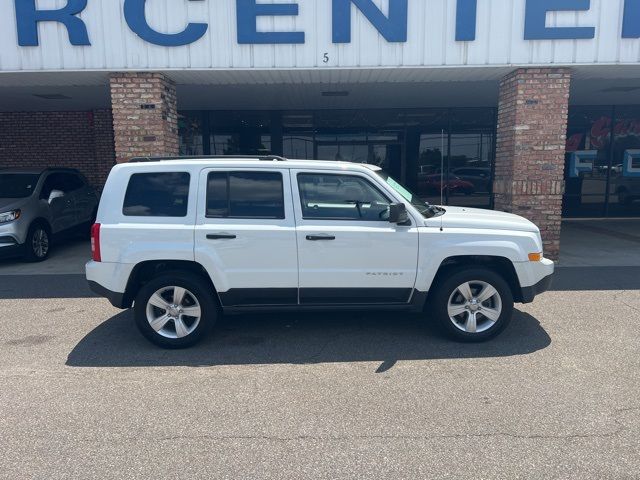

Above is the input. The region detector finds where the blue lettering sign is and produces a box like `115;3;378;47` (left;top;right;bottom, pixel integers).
332;0;408;43
236;0;304;44
569;151;597;178
456;0;477;41
622;0;640;38
623;150;640;177
524;0;595;40
124;0;208;47
15;0;90;47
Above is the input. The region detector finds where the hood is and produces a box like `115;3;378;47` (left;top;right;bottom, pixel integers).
0;198;28;212
426;206;540;233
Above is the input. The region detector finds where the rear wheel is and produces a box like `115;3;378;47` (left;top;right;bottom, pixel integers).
23;223;51;262
429;267;514;342
134;273;218;349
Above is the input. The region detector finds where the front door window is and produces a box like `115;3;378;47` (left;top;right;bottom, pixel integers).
297;173;391;221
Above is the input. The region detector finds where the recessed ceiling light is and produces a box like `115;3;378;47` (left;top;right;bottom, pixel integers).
33;94;72;100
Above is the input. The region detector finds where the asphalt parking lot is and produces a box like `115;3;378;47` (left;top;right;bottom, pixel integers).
1;222;640;479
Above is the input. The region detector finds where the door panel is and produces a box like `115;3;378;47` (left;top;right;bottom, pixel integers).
48;196;75;233
64;174;94;226
40;173;76;233
194;168;298;306
291;169;419;305
74;185;97;224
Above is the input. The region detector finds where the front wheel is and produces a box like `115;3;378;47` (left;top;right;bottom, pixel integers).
429;267;514;342
134;273;218;348
23;223;51;262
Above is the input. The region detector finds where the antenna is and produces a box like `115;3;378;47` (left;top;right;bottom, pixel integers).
440;129;445;206
440;129;445;232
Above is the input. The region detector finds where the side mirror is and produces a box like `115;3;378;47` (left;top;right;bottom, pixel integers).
388;202;409;224
48;190;65;203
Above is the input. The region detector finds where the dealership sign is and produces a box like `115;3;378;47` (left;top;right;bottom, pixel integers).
13;0;640;47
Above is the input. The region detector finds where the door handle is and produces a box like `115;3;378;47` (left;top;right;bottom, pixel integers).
306;235;336;241
207;234;237;240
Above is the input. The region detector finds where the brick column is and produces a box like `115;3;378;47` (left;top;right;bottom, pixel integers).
109;72;178;163
494;68;571;260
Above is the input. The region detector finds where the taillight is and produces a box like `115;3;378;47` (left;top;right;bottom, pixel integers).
91;223;101;262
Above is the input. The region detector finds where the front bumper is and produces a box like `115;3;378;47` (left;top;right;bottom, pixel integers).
0;236;24;259
514;257;554;304
520;274;553;303
0;218;27;245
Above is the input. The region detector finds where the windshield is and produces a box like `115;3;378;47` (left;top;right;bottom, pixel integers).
0;174;40;199
376;171;444;218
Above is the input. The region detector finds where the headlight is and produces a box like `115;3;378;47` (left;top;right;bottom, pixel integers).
0;209;21;224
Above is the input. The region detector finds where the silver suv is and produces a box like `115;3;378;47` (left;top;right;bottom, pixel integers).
0;168;99;262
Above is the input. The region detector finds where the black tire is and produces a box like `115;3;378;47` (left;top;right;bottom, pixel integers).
23;222;52;263
134;272;218;349
428;267;514;342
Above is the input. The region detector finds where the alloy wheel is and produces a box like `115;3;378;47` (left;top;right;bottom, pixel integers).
447;280;502;334
32;228;49;259
145;286;202;339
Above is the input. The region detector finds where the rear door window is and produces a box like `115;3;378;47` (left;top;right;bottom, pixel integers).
123;172;190;217
206;171;285;219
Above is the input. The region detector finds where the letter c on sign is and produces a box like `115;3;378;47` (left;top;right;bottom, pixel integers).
124;0;208;47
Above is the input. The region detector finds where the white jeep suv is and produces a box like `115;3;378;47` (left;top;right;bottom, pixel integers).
86;156;553;348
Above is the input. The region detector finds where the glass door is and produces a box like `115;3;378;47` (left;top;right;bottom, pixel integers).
416;131;494;208
315;132;403;179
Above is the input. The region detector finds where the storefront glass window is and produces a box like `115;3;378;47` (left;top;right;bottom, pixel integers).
210;134;239;155
207;111;271;156
416;134;446;205
178;112;204;156
564;107;613;217
181;108;496;209
608;106;640;217
413;109;494;208
448;133;493;208
283;133;314;159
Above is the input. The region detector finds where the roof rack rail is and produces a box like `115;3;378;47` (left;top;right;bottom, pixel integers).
129;155;288;163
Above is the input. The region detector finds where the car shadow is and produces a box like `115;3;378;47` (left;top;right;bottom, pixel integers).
66;309;550;369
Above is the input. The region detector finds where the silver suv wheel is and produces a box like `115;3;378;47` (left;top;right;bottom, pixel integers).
145;286;202;339
31;228;49;259
447;280;502;334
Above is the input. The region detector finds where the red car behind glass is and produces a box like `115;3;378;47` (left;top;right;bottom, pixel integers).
418;174;475;196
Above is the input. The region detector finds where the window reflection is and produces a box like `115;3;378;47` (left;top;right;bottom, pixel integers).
416;130;494;208
283;134;314;159
180;108;496;210
608;107;640;217
178;112;204;156
564;107;612;217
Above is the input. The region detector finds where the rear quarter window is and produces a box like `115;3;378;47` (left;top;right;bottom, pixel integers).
123;172;190;217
